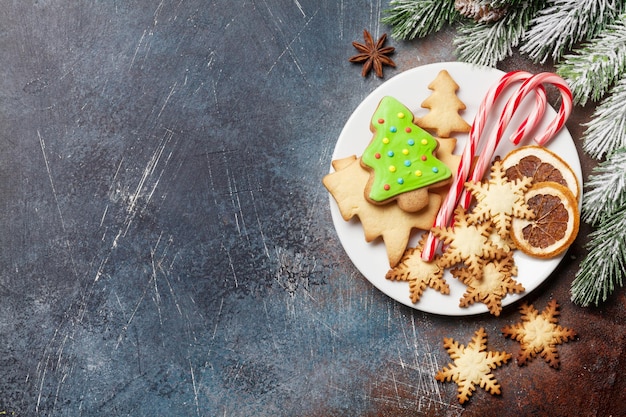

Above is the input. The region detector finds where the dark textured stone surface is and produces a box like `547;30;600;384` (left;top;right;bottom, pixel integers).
0;1;624;416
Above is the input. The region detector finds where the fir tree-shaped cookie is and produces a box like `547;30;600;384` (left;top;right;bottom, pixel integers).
416;70;471;138
361;96;452;212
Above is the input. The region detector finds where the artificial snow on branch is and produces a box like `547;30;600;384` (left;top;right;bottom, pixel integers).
581;148;626;226
572;196;626;306
454;3;543;67
520;0;623;64
382;0;459;41
580;76;626;159
557;13;626;106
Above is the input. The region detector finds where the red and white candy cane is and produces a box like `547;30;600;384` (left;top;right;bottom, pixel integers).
469;70;547;156
502;72;573;146
463;72;572;201
458;72;548;208
420;71;572;261
420;71;546;260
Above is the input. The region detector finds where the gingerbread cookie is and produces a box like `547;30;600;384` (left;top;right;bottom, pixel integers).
465;158;535;238
435;327;511;404
451;251;524;316
385;233;450;303
502;300;577;368
416;70;471;138
361;96;452;213
430;136;462;201
431;206;506;277
323;155;443;266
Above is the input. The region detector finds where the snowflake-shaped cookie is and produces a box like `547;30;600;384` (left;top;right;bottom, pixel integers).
435;327;511;404
385;233;450;303
502;299;577;368
465;158;534;238
486;225;516;253
451;252;524;316
431;206;505;276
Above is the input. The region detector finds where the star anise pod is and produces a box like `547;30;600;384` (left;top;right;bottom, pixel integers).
349;29;396;78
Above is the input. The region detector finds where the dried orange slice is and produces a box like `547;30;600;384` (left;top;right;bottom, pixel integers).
510;182;579;258
502;145;579;200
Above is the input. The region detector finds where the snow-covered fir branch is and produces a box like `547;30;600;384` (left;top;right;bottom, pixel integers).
581;148;626;226
581;76;626;159
454;2;543;67
571;202;626;306
520;0;623;63
573;148;626;305
557;13;626;106
382;0;458;40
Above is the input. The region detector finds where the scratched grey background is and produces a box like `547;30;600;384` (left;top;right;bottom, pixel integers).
0;1;624;416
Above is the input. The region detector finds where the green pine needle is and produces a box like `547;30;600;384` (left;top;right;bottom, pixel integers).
521;0;622;64
557;13;626;106
581;148;626;226
581;76;626;159
454;2;544;67
573;149;626;306
571;202;626;307
382;0;459;40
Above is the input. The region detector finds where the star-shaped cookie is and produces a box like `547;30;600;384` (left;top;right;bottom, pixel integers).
465;158;534;238
451;251;524;316
502;299;577;368
385;233;450;303
435;327;511;404
430;206;505;276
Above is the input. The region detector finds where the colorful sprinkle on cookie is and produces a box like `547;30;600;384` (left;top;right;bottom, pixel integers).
361;96;452;212
322;156;443;267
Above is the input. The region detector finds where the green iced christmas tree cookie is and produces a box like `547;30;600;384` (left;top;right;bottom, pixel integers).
361;96;452;212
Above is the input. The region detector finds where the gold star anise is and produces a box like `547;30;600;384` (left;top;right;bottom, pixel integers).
349;29;396;78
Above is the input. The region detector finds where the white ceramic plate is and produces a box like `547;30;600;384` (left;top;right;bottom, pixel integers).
328;62;582;315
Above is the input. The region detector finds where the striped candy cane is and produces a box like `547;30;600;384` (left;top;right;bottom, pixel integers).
502;72;573;146
459;72;547;208
420;71;572;261
463;73;572;200
421;71;546;260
